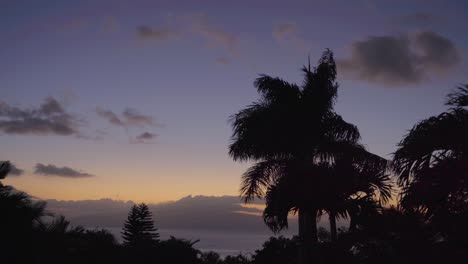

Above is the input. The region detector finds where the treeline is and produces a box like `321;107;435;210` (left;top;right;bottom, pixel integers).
1;165;466;264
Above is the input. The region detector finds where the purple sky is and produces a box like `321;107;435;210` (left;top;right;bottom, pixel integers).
2;0;467;202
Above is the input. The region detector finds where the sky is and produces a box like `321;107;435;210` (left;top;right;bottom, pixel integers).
1;0;468;203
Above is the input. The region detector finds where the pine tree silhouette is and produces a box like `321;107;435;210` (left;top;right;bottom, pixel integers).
121;203;159;248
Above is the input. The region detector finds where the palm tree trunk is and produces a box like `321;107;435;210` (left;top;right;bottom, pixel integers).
298;208;318;264
329;210;337;243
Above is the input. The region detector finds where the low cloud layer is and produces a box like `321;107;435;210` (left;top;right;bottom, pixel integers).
339;31;460;86
35;163;94;178
0;97;82;136
46;195;300;232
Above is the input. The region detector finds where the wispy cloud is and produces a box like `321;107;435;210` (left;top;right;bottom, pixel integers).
96;107;158;127
273;23;298;40
136;25;179;40
35;163;94;178
190;15;237;55
96;107;160;143
272;22;306;51
131;131;158;144
339;31;460;86
215;57;230;65
96;107;125;127
0;97;83;136
137;14;238;59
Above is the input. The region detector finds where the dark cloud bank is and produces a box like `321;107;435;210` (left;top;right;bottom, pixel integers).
45;195;325;234
8;163;24;176
0;97;82;136
35;163;94;178
339;31;460;86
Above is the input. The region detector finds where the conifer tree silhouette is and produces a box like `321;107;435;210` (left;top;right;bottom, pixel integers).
121;203;159;248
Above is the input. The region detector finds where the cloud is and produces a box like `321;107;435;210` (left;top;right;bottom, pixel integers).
272;22;305;50
137;14;237;60
339;31;460;86
122;108;155;127
188;15;237;55
131;131;158;144
215;57;230;65
96;107;124;126
96;107;157;127
45;195;298;232
414;31;460;71
35;163;94;178
136;25;178;40
0;97;82;136
44;195;347;254
96;107;160;143
8;163;24;176
136;131;157;140
273;23;298;40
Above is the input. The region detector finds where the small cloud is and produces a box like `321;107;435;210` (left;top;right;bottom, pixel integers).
272;22;306;50
338;31;460;86
0;97;83;136
132;131;158;144
122;108;155;127
215;57;230;65
137;131;157;140
96;107;124;127
189;15;237;55
35;163;94;178
273;23;298;40
8;163;24;176
96;107;158;127
137;25;178;40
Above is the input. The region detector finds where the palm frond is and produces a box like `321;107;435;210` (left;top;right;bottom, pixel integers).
254;75;301;103
446;84;468;107
263;183;295;233
240;159;286;202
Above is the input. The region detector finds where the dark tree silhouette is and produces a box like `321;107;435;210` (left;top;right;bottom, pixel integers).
229;50;390;263
122;203;160;248
156;236;200;264
0;161;11;180
393;84;468;253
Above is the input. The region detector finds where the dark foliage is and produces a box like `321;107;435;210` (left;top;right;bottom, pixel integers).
392;85;468;251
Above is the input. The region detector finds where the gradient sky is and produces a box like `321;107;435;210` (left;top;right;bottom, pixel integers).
2;0;468;203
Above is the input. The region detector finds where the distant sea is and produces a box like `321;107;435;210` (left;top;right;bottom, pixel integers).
106;227;289;257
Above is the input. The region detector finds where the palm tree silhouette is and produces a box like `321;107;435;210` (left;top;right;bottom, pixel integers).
229;50;390;263
393;85;468;243
1;161;48;262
